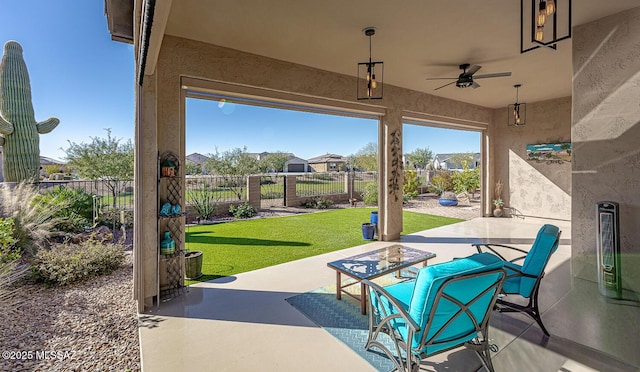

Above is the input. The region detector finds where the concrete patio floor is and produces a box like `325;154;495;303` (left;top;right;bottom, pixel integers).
138;216;640;371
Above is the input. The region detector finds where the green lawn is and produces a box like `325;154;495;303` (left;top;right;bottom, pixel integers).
184;208;461;283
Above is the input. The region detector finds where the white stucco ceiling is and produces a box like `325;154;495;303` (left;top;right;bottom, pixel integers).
164;0;639;109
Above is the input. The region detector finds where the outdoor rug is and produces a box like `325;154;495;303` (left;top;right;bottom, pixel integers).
286;274;415;371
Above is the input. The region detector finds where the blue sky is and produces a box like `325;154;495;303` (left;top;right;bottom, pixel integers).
1;1;479;161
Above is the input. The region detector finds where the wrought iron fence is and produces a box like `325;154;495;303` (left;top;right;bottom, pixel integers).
295;173;346;196
185;175;248;204
38;179;135;211
353;172;378;195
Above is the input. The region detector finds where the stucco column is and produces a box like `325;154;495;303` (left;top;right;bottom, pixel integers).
379;109;403;241
134;72;159;312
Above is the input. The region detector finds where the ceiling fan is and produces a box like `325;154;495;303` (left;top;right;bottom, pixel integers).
426;63;512;91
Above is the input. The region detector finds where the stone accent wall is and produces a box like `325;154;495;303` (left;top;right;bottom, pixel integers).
571;6;640;295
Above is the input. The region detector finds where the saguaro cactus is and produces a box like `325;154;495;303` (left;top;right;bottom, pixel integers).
0;41;59;182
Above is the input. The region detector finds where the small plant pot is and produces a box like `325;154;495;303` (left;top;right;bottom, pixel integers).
493;208;503;217
185;251;203;280
362;223;376;240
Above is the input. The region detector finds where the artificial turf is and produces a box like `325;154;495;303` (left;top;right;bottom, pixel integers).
184;208;462;283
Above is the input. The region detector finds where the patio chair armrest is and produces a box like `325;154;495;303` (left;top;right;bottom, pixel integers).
362;279;420;333
503;264;540;280
473;243;527;262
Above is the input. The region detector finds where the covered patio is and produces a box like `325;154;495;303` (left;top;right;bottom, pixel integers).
104;1;640;370
139;217;638;371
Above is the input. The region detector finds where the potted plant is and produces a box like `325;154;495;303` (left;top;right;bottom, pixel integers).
493;198;504;217
438;191;458;206
493;179;504;217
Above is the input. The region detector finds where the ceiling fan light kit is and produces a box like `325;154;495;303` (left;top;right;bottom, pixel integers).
521;0;571;54
357;27;384;100
508;84;526;127
426;63;512;91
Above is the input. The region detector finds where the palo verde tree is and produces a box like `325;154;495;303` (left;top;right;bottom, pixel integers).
406;147;433;169
259;152;290;176
63;129;134;229
352;142;378;172
205;147;259;200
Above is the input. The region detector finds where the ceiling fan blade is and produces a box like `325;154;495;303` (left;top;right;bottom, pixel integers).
465;65;482;76
472;81;481;89
473;72;512;79
434;81;457;90
425;77;458;80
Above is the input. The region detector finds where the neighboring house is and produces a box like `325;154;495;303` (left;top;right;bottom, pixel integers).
186;152;210;174
433;153;480;171
283;156;309;173
307;153;346;172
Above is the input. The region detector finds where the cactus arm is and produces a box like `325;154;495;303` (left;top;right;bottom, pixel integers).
36;117;59;134
0;115;13;135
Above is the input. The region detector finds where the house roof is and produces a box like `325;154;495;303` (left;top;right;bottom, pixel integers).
307;153;346;164
186;152;210;164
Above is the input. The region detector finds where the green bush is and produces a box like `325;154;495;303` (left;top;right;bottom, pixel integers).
428;171;454;195
312;173;333;181
452;167;480;194
98;209;133;230
229;203;256;219
32;240;125;285
35;186;93;233
362;181;378;206
302;197;334;209
403;169;422;199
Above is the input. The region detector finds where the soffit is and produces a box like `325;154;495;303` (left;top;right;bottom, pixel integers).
164;0;639;108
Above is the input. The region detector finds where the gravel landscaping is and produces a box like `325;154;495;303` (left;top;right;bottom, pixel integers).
0;253;139;372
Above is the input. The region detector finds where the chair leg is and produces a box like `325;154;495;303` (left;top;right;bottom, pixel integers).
496;286;551;337
465;333;496;372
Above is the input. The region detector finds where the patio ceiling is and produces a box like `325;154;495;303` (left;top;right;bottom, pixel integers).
162;0;639;109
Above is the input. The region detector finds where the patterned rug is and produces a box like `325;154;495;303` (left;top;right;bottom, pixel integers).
286;274;415;371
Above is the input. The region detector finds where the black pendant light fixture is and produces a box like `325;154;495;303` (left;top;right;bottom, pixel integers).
508;84;526;126
521;0;571;54
357;27;383;100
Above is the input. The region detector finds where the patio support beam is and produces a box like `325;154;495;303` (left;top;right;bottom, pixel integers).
379;108;403;241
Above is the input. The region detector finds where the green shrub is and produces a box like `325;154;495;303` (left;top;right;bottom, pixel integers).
0;182;60;256
260;191;284;199
403;169;422;199
362;181;378;206
35;186;93;233
0;218;20;264
98;209;133;230
428;171;453;195
187;188;219;220
452;167;480;194
229;203;256;219
32;240;125;285
260;176;275;185
302;197;334;209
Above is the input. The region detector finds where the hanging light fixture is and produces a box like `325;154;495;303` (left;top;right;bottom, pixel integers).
357;27;384;100
520;0;571;54
508;84;526;127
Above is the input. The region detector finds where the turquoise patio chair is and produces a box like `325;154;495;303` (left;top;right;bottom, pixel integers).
473;224;561;336
363;253;506;372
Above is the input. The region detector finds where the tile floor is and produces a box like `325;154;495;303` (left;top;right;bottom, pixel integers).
139;217;640;371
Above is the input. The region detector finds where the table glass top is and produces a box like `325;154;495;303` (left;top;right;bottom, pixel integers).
327;245;436;280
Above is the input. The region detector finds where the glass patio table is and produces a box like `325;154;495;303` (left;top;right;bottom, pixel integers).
327;244;436;314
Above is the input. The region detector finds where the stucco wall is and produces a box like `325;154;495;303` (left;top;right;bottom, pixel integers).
572;7;640;294
491;97;572;220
